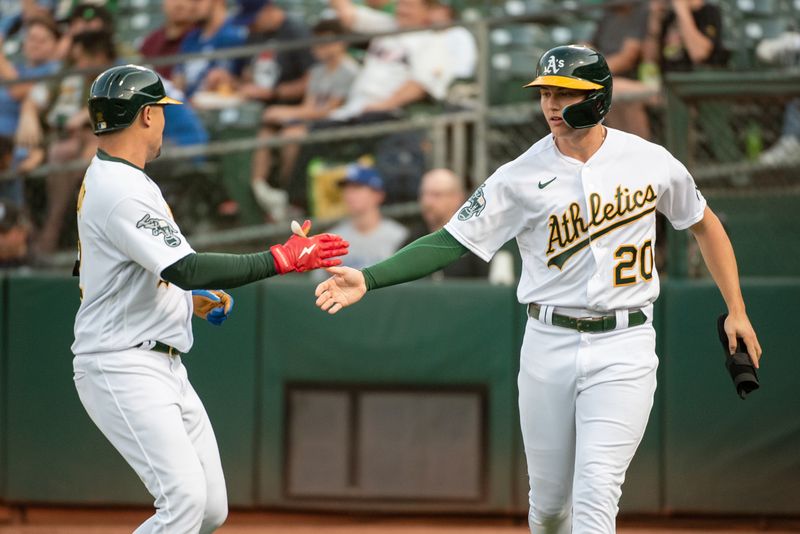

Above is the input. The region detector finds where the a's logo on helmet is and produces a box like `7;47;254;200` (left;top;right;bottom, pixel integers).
543;56;565;74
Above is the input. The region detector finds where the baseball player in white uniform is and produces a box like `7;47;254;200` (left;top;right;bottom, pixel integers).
313;45;762;533
72;65;349;533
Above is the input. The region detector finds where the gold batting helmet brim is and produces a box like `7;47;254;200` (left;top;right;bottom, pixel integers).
524;75;603;90
155;96;183;105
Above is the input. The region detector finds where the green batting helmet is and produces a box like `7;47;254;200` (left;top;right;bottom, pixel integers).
88;64;182;135
525;45;613;129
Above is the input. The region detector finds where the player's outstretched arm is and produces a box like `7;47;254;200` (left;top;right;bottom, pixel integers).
690;206;763;367
314;228;469;315
161;220;349;290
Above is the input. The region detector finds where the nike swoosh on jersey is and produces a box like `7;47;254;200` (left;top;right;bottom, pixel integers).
538;177;557;189
299;244;317;258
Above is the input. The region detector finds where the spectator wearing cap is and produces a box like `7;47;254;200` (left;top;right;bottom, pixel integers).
172;0;247;98
55;3;115;60
139;0;198;79
250;18;359;220
236;0;315;105
325;164;408;271
326;0;454;122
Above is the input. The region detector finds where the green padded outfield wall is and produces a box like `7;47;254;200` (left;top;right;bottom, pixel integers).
707;194;800;277
0;275;798;515
4;276;145;503
662;279;800;514
2;277;259;506
257;279;521;512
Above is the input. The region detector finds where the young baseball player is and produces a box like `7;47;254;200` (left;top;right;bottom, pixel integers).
72;64;348;533
314;45;762;533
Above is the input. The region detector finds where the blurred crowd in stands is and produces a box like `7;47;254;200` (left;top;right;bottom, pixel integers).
0;0;798;272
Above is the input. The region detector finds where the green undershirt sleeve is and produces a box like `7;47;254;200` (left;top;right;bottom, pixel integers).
362;228;470;291
161;251;278;290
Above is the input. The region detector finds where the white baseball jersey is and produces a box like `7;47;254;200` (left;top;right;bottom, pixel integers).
71;150;195;355
445;127;706;311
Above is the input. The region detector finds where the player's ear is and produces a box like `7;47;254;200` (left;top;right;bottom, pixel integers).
140;105;152;128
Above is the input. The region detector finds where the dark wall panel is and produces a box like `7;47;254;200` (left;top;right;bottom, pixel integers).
257;279;520;512
662;279;800;514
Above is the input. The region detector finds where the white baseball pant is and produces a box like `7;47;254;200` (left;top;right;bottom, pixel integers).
73;348;227;533
518;310;657;534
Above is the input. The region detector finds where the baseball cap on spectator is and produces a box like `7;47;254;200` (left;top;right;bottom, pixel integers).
232;0;271;26
67;3;113;28
339;164;384;192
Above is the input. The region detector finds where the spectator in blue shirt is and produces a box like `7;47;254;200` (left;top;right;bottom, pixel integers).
0;17;61;137
172;0;248;98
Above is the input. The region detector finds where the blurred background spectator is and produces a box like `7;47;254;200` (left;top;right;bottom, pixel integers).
139;0;197;79
756;30;800;165
325;0;454;122
250;18;358;221
236;0;314;105
324;164;408;272
429;0;477;80
590;2;650;139
172;0;247;99
404;168;488;279
0;17;60;198
644;0;731;160
16;29;115;254
55;3;115;60
0;0;54;40
646;0;726;73
0;17;61;146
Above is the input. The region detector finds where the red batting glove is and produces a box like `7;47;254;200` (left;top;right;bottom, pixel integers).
270;219;350;274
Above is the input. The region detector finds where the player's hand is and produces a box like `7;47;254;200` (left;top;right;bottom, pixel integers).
724;311;762;368
270;219;349;274
314;266;367;314
192;289;234;326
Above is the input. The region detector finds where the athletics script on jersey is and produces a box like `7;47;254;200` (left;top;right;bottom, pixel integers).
546;185;657;269
136;214;182;247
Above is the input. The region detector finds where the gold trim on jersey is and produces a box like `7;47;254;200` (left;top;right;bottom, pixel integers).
547;206;656;269
546;184;658;270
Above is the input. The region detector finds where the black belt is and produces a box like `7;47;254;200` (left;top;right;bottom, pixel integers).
138;341;182;357
527;303;646;333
